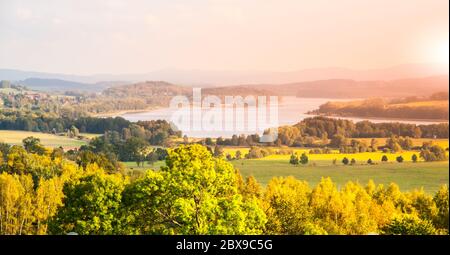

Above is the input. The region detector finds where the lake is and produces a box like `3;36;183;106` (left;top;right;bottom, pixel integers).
120;97;447;138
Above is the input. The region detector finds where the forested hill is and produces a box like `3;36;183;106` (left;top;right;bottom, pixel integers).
309;92;449;121
102;81;191;98
102;75;449;99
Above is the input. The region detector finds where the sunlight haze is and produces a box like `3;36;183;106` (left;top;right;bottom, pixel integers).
0;0;448;75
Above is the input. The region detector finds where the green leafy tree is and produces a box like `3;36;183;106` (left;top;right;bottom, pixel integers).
299;153;309;165
120;144;266;234
49;166;127;235
75;150;119;174
289;153;299;165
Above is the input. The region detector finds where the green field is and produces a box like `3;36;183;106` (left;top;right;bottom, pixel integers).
231;159;448;193
0;130;88;149
123;152;449;194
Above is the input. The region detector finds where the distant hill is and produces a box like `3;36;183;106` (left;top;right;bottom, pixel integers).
101;75;449;101
269;75;449;98
1;62;448;86
201;75;449;98
2;66;447;98
17;78;107;92
0;69;93;83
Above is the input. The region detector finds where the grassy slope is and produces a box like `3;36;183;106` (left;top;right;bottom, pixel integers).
0;130;88;149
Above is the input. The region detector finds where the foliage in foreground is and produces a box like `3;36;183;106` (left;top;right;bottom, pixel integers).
0;143;448;235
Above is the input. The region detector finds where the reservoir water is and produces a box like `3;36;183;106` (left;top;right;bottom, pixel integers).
120;97;447;138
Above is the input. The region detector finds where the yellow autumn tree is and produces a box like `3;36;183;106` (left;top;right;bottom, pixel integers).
264;177;313;234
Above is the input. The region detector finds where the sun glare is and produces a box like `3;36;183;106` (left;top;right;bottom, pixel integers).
432;40;449;63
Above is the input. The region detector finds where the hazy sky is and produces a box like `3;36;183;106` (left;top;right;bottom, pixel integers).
0;0;448;75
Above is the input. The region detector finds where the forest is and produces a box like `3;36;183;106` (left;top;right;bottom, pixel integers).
310;92;449;120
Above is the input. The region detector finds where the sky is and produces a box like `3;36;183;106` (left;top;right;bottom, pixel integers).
0;0;448;75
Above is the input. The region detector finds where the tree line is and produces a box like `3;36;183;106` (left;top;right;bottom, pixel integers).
68;119;178;167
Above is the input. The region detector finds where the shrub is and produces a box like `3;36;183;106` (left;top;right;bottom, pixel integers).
289;153;299;165
342;157;349;165
420;145;447;162
300;153;309;165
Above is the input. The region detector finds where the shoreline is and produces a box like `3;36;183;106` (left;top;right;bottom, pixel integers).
90;106;161;118
308;113;449;123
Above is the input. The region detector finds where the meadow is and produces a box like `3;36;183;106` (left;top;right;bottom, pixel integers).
231;160;448;194
123;146;449;194
0;130;89;149
221;144;449;193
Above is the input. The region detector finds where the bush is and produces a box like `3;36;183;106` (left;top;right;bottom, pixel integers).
246;146;275;159
396;156;404;163
289;153;299;165
342;157;349;165
381;155;388;162
420;145;447;162
300;153;309;165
